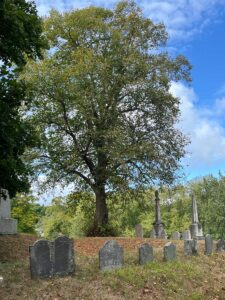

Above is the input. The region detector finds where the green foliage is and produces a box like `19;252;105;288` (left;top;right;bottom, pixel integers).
0;68;37;197
37;188;189;238
0;0;47;197
38;193;95;239
188;174;225;239
36;174;225;239
11;194;45;233
0;0;47;67
107;189;155;237
22;0;191;228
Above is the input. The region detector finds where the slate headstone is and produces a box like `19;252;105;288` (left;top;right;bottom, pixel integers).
161;229;167;239
171;231;180;240
216;239;225;252
99;240;123;270
150;228;156;238
139;243;153;265
53;236;75;276
184;239;198;256
205;234;213;255
182;230;191;240
30;239;52;278
164;242;176;261
135;224;143;238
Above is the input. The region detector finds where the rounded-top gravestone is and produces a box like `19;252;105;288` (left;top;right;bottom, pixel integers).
29;239;52;278
205;234;213;255
184;239;198;256
99;240;124;270
216;239;225;252
139;243;153;265
171;231;180;240
164;242;176;261
53;236;75;276
135;224;143;238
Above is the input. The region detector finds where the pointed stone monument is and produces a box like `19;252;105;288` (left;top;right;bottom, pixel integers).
0;189;17;234
189;195;204;240
152;190;167;239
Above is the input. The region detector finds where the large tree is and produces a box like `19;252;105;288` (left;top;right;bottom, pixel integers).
23;1;191;233
0;0;47;197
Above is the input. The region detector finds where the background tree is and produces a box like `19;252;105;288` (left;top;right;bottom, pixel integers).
23;0;191;234
0;0;47;197
11;193;45;233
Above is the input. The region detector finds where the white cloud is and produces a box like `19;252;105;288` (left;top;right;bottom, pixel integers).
215;97;225;115
170;82;225;174
34;0;225;41
216;82;225;96
141;0;225;40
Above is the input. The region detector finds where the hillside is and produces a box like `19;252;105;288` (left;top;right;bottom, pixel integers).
0;234;225;299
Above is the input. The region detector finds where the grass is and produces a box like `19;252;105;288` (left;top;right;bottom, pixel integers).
1;235;225;299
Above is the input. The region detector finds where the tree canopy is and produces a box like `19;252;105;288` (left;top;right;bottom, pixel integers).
0;0;46;66
22;0;191;233
0;0;47;197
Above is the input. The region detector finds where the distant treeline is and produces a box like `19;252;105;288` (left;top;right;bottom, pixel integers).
12;174;225;239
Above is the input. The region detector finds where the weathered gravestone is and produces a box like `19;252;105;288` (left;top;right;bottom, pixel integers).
164;242;176;261
184;239;198;256
216;239;225;252
30;236;75;278
0;189;17;234
135;224;143;238
205;234;213;255
30;240;52;278
99;240;123;270
182;230;191;240
153;191;167;239
161;229;167;239
171;231;180;240
139;243;153;265
150;228;156;238
53;236;75;276
189;195;204;240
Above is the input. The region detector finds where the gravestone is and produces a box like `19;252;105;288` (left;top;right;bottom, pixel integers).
189;196;204;240
0;189;17;234
135;224;143;238
99;240;123;270
182;230;191;240
171;231;180;240
164;242;176;261
0;276;4;286
216;239;225;252
205;234;213;255
30;236;75;279
139;243;153;265
30;239;52;278
153;191;167;239
161;229;167;239
53;236;75;276
184;239;198;256
150;228;156;238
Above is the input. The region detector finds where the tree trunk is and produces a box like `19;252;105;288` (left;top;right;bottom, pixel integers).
94;185;108;227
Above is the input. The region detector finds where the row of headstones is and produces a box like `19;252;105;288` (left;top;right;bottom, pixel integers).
135;224;196;240
30;235;225;278
101;235;225;270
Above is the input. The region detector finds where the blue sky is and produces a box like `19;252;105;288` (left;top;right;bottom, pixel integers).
33;0;225;199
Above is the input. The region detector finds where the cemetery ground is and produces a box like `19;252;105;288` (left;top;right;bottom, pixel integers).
1;235;225;300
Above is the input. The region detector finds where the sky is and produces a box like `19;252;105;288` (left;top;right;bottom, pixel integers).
32;0;225;199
